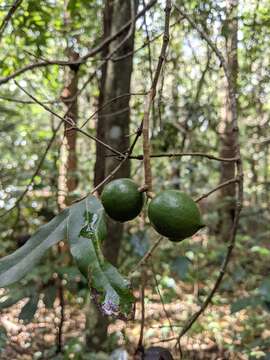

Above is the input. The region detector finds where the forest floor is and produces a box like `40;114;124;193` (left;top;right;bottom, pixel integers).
0;286;263;360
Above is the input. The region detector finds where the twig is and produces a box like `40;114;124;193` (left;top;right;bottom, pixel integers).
142;91;154;194
173;3;244;347
142;0;158;131
56;276;65;353
74;118;144;203
0;94;61;104
174;5;228;77
0;0;23;43
174;4;240;140
0;68;97;216
135;273;146;356
159;202;243;346
129;236;163;277
129;123;143;155
0;0;157;85
91;155;129;195
195;177;239;203
14;81;125;158
150;336;175;344
142;0;172;196
152;264;175;336
111;17;184;62
142;0;154;82
151;262;182;356
1;66;99;216
80;92;146;129
128;152;239;162
0;119;63;218
150;324;182;328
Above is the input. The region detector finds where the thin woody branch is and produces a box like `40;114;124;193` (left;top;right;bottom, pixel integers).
80;92;147;130
0;65;102;217
129;152;239;162
111;16;184;63
173;2;244;347
195;177;239;203
158;204;242;346
152;264;176;338
0;94;61;104
76;120;144;203
0;0;157;85
129;236;163;277
0;119;63;218
91;154;129;195
14;81;125;158
142;0;172;196
1;2;147;216
0;0;23;43
135;274;146;356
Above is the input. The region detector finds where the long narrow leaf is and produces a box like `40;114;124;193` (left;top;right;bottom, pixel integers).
19;294;39;323
67;196;135;320
0;209;69;287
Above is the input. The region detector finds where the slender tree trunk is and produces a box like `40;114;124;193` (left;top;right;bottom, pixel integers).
170;59;181;189
86;0;138;351
94;0;113;188
56;6;80;349
58;50;79;208
56;8;80;347
218;0;238;240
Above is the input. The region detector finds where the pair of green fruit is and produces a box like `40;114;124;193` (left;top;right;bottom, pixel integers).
101;178;204;242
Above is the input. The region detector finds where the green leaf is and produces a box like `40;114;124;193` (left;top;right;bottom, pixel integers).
263;301;270;313
231;296;262;313
0;290;26;310
0;104;19;117
67;196;135;320
0;326;7;350
0;209;69;287
172;256;191;281
43;285;57;309
130;230;149;256
259;279;270;301
19;294;39;323
251;246;270;256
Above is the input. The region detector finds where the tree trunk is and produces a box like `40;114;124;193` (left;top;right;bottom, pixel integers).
86;0;138;351
94;0;113;188
58;50;79;208
218;0;238;240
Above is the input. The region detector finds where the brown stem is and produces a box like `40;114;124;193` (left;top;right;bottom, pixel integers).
142;0;172;196
142;90;154;194
80;92;146;130
135;273;146;355
56;275;65;353
173;3;244;348
0;0;23;43
128;152;239;162
14;81;125;158
74;118;144;204
0;119;63;218
0;68;97;217
195;177;239;203
0;0;157;85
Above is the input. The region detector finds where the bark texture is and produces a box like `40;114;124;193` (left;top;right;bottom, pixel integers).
219;0;238;240
94;0;113;188
87;0;138;351
58;50;79;208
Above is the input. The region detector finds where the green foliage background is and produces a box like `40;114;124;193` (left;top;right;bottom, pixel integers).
0;0;270;358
